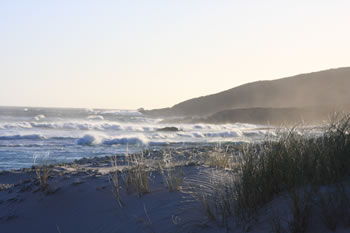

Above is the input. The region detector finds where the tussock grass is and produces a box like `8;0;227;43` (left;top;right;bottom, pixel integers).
192;115;350;231
33;152;53;193
119;152;150;197
205;146;235;170
129;153;151;197
158;151;183;192
35;165;50;192
234;115;350;220
109;155;123;207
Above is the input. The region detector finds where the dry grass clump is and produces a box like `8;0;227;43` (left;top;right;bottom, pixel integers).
108;150;152;208
160;166;183;192
205;146;236;170
35;165;50;192
33;153;52;192
109;155;123;207
121;152;150;197
158;151;183;192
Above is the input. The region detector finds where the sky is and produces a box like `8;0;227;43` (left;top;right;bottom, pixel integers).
1;0;350;110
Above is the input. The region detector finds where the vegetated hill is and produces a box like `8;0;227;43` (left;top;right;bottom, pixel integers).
160;105;350;125
143;67;350;117
203;105;350;125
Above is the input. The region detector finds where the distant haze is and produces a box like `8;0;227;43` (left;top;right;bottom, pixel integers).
1;1;350;109
144;67;350;115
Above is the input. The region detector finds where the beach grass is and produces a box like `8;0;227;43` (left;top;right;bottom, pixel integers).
35;165;50;192
192;115;350;231
235;115;350;216
158;151;183;192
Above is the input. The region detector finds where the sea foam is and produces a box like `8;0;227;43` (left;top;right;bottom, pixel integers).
0;134;45;140
77;134;147;146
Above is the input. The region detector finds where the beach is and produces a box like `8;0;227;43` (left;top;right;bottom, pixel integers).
1;107;350;233
2;139;350;233
0;147;240;233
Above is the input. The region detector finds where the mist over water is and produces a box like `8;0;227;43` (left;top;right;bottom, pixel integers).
0;106;270;170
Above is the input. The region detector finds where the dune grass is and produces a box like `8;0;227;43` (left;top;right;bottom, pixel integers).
109;155;123;207
35;165;50;192
193;115;350;232
110;151;151;199
205;145;236;170
104;115;350;231
158;151;183;192
234;115;350;218
32;152;53;193
127;152;151;197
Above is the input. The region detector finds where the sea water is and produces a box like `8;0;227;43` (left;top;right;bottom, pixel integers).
0;106;270;170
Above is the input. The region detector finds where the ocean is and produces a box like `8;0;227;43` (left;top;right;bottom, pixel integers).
0;106;270;170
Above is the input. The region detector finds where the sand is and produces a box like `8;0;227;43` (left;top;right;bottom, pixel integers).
1;148;350;233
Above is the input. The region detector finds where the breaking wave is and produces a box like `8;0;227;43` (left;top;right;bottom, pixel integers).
77;134;147;146
87;115;104;120
0;134;45;140
34;114;46;121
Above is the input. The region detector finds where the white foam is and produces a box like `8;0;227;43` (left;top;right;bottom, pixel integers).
76;134;148;146
100;110;143;116
192;132;205;138
0;122;33;129
85;108;95;113
0;134;45;140
77;134;102;146
103;137;146;146
176;132;193;138
204;130;242;138
87;115;104;120
101;123;122;131
34;114;46;121
148;141;170;146
30;121;123;131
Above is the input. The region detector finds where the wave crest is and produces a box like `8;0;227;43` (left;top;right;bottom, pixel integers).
0;134;45;140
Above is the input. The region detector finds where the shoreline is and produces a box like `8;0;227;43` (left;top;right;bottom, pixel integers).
0;146;238;233
2;131;350;233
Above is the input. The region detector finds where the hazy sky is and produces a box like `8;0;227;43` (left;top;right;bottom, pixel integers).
1;1;350;109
